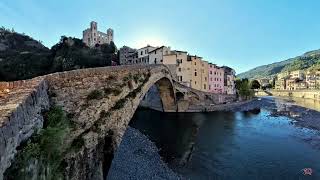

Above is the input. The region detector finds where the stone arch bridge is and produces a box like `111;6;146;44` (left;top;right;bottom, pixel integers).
0;65;235;180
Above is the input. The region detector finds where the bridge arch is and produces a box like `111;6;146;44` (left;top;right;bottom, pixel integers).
45;65;177;179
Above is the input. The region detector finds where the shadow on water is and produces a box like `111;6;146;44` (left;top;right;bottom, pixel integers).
129;108;205;165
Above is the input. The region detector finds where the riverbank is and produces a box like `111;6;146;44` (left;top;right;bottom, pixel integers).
229;97;320;130
107;127;181;180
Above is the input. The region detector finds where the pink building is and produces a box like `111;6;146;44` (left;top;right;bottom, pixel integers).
208;63;224;94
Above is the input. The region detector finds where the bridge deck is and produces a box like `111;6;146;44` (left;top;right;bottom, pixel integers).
0;79;43;127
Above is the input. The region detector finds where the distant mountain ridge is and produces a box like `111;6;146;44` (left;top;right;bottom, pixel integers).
237;49;320;79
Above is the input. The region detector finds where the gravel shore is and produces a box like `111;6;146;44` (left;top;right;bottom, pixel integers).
229;97;320;149
229;97;320;131
107;127;181;180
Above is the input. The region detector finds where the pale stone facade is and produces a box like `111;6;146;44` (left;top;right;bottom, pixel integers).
137;45;156;64
82;21;114;47
222;66;236;95
148;46;171;64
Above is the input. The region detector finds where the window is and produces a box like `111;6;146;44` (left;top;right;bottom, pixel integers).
194;71;197;76
214;72;217;75
160;59;163;62
205;77;207;81
209;85;211;90
195;81;197;85
141;51;143;55
210;71;212;74
204;84;206;89
155;58;157;64
178;68;181;72
145;50;147;54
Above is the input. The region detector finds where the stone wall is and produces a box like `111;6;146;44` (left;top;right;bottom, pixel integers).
270;90;320;100
0;78;49;180
174;82;237;112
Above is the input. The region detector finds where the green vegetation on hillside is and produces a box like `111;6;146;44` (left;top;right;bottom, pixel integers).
237;49;320;79
0;28;118;81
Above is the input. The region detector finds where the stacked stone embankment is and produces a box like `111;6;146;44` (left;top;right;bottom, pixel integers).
0;78;49;180
270;90;320;100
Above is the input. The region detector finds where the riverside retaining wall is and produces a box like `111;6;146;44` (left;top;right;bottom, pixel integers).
270;90;320;100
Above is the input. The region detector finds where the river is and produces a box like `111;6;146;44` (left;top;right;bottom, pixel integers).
128;97;320;180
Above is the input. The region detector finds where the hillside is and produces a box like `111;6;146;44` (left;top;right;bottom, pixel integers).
238;49;320;79
0;28;118;81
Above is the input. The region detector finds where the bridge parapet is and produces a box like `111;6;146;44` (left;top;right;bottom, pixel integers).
0;78;49;179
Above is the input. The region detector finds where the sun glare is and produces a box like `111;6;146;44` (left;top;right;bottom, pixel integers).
133;36;169;48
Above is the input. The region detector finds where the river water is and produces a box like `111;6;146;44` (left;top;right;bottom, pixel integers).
129;98;320;180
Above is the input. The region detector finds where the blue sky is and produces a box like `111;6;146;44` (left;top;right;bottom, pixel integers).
1;0;320;73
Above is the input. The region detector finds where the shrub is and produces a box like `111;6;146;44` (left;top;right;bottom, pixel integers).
104;87;122;96
87;89;104;100
4;106;70;179
111;98;127;110
70;136;85;151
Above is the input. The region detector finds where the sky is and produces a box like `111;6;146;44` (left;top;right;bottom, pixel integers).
1;0;320;73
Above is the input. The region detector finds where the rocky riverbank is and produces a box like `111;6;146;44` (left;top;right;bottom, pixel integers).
228;97;320;149
228;97;320;131
107;127;182;180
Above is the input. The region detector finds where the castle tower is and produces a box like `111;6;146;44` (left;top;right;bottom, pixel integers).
107;28;114;43
89;21;98;46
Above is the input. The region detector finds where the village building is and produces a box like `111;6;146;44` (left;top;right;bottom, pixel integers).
208;63;224;94
148;46;171;64
222;66;236;95
137;45;156;64
119;46;137;65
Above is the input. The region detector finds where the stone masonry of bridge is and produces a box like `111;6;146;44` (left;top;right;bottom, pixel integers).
0;65;236;180
0;65;177;180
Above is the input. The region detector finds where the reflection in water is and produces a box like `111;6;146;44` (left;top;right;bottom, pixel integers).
130;107;320;180
129;109;205;165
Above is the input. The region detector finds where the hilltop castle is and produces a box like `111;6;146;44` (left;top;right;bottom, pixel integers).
82;21;114;47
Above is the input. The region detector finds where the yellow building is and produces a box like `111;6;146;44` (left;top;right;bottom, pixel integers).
161;51;210;92
200;60;209;92
188;55;209;92
175;51;192;87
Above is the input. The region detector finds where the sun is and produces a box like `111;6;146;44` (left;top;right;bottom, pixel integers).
133;36;169;48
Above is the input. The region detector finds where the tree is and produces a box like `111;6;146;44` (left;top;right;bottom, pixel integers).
236;78;254;100
250;80;261;89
